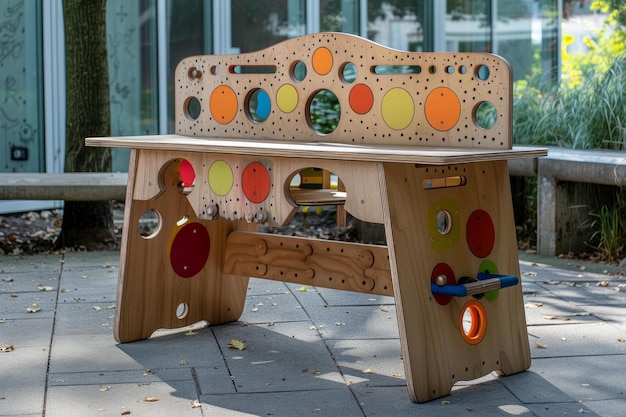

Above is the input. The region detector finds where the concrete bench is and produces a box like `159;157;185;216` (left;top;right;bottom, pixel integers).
0;172;127;201
507;147;626;256
86;33;546;403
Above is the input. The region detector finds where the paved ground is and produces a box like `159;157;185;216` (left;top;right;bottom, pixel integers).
0;250;625;417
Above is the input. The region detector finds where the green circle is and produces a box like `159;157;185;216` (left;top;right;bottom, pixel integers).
208;160;234;196
427;198;460;251
479;259;500;301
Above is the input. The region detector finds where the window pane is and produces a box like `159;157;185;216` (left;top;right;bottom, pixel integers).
321;0;359;34
107;0;159;170
167;0;209;132
367;2;427;51
231;0;305;53
445;0;491;52
0;1;44;173
495;0;558;82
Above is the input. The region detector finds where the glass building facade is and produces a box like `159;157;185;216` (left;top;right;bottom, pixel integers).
0;0;562;212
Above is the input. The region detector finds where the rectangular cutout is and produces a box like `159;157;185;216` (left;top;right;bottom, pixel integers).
229;65;277;74
423;176;466;190
371;65;422;75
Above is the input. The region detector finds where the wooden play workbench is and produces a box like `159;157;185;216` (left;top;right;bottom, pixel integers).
87;33;546;403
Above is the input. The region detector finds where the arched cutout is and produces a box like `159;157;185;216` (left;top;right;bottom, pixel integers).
286;167;346;207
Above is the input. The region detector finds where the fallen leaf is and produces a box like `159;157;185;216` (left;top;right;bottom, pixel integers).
180;359;187;365
311;369;320;374
522;271;537;276
92;306;102;311
37;285;53;291
228;339;246;350
27;305;41;313
143;397;160;402
362;368;373;374
121;410;131;415
299;286;308;292
191;399;202;408
597;281;610;287
379;305;389;312
618;337;625;342
98;386;110;392
185;330;198;336
1;345;14;353
535;341;548;349
543;280;562;285
441;400;450;405
525;302;543;308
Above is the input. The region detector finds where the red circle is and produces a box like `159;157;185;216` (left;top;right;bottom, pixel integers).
242;162;271;203
431;263;456;305
179;159;195;187
466;209;495;258
170;222;210;278
349;84;374;114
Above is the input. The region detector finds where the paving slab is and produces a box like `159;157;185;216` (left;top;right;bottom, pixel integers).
1;250;626;417
199;387;363;417
46;381;202;417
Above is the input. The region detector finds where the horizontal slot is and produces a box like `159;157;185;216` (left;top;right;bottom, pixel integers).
372;65;421;75
423;176;466;190
229;65;277;74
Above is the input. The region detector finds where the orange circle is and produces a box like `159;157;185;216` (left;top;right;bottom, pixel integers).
210;85;238;124
349;84;374;114
312;47;333;75
425;87;460;131
459;300;487;345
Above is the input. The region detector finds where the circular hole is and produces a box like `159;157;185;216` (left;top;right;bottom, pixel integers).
210;65;219;75
291;60;307;82
474;101;497;130
307;89;340;135
245;88;271;123
184;96;201;120
445;65;454;74
459;300;487;345
176;302;189;319
476;64;490;81
436;210;453;235
459;65;467;74
428;65;437;74
188;67;202;80
138;209;161;239
341;62;357;83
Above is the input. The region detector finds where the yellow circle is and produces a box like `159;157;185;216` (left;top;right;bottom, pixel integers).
381;88;414;130
312;47;333;75
208;160;234;196
276;84;298;113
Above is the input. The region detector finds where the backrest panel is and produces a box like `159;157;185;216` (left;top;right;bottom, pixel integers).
175;32;512;149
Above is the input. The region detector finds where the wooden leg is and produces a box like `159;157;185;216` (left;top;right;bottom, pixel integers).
380;160;530;403
114;156;255;343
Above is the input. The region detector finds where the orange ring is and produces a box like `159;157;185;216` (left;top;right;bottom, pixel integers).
459;300;487;345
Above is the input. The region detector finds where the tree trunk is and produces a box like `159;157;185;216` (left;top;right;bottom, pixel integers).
56;0;116;250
